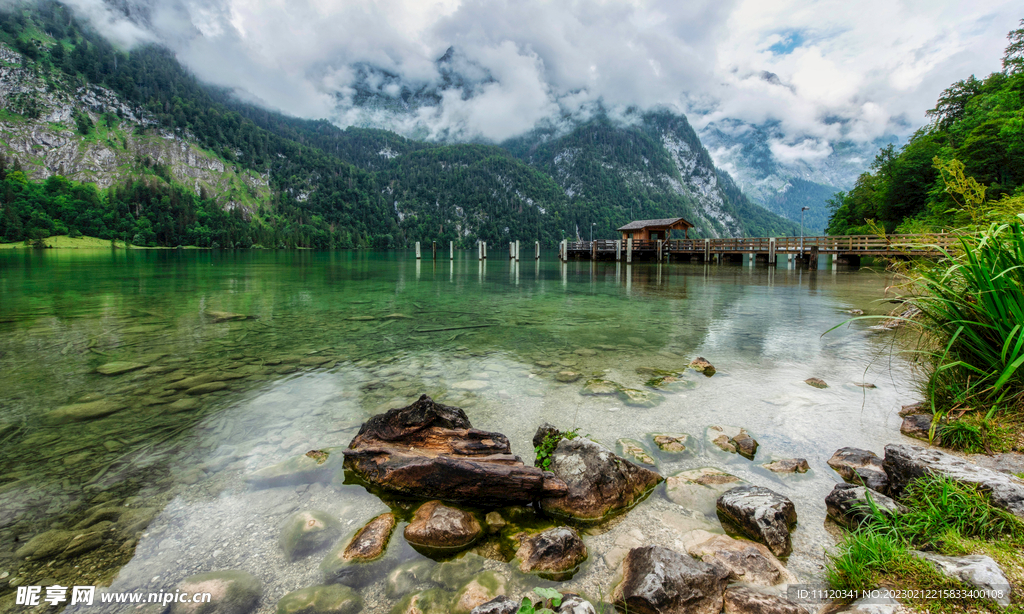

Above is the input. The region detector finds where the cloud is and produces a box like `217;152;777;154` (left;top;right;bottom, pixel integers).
53;0;1023;164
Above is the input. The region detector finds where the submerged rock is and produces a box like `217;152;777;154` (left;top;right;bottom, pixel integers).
320;513;396;586
613;545;729;614
167;397;202;413
385;559;435;599
46;400;125;424
452;572;507;614
403;501;483;554
555;371;582;383
14;530;76;560
652;433;694;454
514;526;587;578
883;444;1024;519
279;510;342;561
206;311;253;323
616;387;663;408
391;589;452;614
641;368;699;392
804;377;828;389
665;468;745;517
617;438;656;466
689;357;716;376
825;483;904;530
827;447;889;493
169;571;262;614
761;458;809;474
540;438;662;522
96;361;147;375
275;585;362;614
249;449;340;488
707;425;758;459
429;553;487;589
682;530;797;587
722;587;804;614
187;381;229;395
716;486;797;557
580;378;619;395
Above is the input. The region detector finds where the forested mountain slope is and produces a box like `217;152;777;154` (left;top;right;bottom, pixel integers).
0;1;800;248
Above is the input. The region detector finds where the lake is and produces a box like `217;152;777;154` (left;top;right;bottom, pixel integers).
0;249;921;612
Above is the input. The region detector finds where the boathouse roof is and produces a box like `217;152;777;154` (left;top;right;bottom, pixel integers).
616;217;693;231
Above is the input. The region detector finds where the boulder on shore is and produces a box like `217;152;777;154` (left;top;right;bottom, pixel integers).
716;486;797;557
470;596;519;614
613;545;729;614
825;483;904;530
539;438;662;522
883;444;1024;520
900;413;939;443
827;447;889;493
910;551;1012;607
343;395;567;505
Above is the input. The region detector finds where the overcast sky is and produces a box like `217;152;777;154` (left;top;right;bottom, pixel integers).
71;0;1020;161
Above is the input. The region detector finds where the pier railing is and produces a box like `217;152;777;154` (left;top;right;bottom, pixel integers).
565;233;958;257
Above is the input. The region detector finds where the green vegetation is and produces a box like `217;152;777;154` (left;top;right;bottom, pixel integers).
826;476;1024;611
826;20;1024;235
516;588;563;614
533;428;582;471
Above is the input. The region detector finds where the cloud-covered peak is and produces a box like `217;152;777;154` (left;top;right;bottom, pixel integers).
65;0;1019;164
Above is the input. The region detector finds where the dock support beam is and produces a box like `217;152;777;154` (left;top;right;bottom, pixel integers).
615;240;621;261
535;241;540;260
768;238;777;265
432;241;436;260
657;240;663;262
626;238;633;263
591;241;596;260
415;242;421;259
809;246;819;270
450;241;454;260
516;240;520;262
704;239;711;263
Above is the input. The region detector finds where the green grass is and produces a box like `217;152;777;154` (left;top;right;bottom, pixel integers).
913;218;1024;422
825;476;1024;610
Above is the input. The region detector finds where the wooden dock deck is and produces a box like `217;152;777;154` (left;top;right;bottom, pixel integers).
561;234;956;267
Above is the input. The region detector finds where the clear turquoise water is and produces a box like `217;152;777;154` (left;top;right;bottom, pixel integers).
0;250;922;611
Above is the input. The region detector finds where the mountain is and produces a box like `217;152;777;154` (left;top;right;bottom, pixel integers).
698;118;899;233
0;1;799;249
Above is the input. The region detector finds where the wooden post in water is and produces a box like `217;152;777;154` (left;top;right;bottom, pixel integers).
704;238;711;263
450;241;454;260
432;241;436;260
535;241;540;260
483;241;487;259
516;240;520;261
809;246;819;270
591;241;596;260
615;239;621;261
626;238;633;263
415;242;421;259
768;238;777;265
657;240;663;262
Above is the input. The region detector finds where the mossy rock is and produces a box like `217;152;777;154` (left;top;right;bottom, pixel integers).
385;559;436;599
45;400;125;424
580;378;619;395
616;439;656;466
616;387;663;408
390;589;453;614
428;553;487;590
451;572;507;614
276;585;362;614
248;449;341;488
651;433;695;457
644;369;700;392
169;570;262;614
96;361;147;375
279;510;342;561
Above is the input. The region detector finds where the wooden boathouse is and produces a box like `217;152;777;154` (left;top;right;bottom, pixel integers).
618;217;694;242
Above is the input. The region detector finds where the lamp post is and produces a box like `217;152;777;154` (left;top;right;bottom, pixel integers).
591;222;595;243
800;206;810;253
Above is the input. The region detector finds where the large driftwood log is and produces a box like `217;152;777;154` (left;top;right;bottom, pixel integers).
343;395;567;505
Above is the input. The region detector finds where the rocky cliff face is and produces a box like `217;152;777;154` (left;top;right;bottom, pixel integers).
0;44;269;212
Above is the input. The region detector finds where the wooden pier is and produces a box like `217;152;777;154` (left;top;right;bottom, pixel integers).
561;234;957;268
